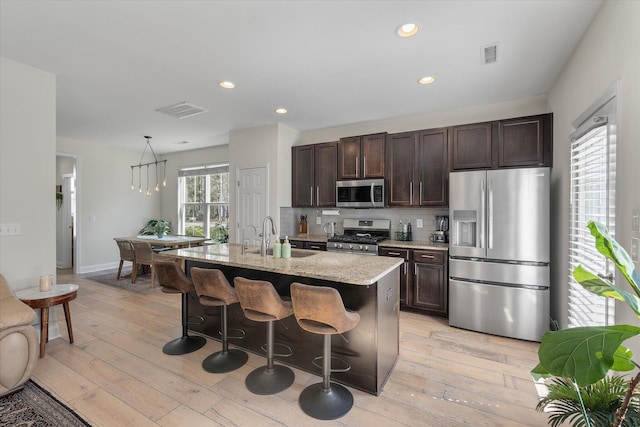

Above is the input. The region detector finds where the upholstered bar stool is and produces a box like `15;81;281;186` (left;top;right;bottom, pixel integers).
154;259;206;355
233;277;295;395
290;282;361;420
190;267;248;373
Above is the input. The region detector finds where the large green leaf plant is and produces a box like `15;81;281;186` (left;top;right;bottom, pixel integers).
532;221;640;427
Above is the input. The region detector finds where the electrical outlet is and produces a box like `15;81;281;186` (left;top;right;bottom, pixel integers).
632;238;639;263
416;219;423;228
316;216;322;225
0;223;21;236
632;208;640;233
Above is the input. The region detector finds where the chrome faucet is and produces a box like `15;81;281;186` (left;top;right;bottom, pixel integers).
260;216;278;257
242;225;258;254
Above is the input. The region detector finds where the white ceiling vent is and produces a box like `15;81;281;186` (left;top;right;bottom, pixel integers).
155;101;208;119
482;43;499;65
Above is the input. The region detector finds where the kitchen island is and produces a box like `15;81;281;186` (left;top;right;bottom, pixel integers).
169;243;402;395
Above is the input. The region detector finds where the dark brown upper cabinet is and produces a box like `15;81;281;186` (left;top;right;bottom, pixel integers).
386;132;415;206
498;114;553;168
450;113;553;171
386;129;449;207
416;128;449;206
292;142;338;207
338;133;386;179
450;122;493;171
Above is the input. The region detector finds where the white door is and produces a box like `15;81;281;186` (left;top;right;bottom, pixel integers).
57;174;75;268
237;166;267;245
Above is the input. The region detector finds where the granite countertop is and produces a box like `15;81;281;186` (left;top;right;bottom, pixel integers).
168;243;402;286
379;240;449;251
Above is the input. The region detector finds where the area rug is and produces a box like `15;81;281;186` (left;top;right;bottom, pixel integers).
82;268;159;294
0;380;91;426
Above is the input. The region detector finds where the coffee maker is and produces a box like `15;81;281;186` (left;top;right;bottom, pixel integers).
430;215;449;243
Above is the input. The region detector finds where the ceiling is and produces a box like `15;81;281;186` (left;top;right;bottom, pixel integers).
0;0;602;154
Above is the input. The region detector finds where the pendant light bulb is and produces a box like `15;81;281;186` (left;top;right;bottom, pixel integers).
146;165;150;195
130;167;135;190
163;161;167;186
138;166;142;192
155;162;159;191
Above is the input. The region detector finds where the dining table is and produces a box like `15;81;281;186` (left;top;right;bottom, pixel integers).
115;235;208;249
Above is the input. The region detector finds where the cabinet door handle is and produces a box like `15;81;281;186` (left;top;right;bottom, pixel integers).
421;254;435;259
363;156;367;177
404;262;407;274
310;186;314;206
309;245;321;250
414;264;417;275
388;251;401;256
410;182;413;205
317;186;320;206
355;156;359;178
419;182;423;205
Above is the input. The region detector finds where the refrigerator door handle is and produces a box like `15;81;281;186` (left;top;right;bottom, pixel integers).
488;179;493;249
479;180;485;249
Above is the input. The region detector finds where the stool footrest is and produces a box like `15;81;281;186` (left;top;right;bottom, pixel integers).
186;315;205;326
220;327;246;340
261;342;293;358
311;355;351;373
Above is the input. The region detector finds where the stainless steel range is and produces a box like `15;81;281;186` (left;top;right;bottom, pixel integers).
327;219;391;256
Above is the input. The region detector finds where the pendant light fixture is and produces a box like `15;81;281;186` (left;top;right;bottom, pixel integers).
130;136;167;196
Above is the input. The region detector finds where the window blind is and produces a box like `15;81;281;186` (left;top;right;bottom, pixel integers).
568;122;616;327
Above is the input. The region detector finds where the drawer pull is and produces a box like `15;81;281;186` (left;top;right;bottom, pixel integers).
421;255;435;259
388;252;401;256
309;245;321;249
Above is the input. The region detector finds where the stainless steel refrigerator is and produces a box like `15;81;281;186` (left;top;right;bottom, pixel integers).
448;167;550;341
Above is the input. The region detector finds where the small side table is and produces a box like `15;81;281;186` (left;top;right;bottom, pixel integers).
15;284;79;358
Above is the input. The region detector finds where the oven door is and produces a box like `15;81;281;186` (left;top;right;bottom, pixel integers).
336;179;385;208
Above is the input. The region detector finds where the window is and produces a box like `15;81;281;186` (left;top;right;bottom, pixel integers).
178;163;229;243
568;86;617;327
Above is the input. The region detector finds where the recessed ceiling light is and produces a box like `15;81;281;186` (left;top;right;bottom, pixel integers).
219;81;236;89
396;23;419;38
418;76;436;85
275;107;288;114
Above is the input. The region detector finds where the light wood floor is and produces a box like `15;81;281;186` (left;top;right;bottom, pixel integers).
31;269;549;426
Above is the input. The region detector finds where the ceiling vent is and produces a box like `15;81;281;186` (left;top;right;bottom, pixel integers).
155;101;208;119
482;43;499;65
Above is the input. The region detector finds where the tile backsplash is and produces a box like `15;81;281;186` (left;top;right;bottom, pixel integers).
280;206;449;242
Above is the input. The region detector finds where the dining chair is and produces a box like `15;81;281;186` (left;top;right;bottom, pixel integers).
114;239;137;282
131;241;156;284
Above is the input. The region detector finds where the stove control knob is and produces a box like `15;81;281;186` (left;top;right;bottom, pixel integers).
333;243;338;248
358;245;363;250
348;244;353;250
338;244;343;249
364;245;369;252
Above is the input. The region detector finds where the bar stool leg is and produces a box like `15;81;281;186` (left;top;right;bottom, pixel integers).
299;334;354;420
202;305;248;373
163;292;206;355
245;320;294;395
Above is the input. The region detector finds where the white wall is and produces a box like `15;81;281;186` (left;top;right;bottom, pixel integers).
228;124;299;243
159;144;230;229
0;57;56;290
297;95;549;145
56;137;161;273
547;0;640;351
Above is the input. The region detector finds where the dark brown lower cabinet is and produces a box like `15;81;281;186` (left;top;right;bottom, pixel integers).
379;248;410;308
380;248;448;317
287;240;326;251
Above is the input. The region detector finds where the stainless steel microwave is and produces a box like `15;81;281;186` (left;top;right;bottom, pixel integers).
336;179;385;208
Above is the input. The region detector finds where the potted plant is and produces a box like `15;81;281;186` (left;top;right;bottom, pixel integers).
532;221;640;427
138;219;171;238
536;375;640;426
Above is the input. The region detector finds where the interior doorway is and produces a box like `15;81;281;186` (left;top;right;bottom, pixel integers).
56;154;78;272
236;166;268;245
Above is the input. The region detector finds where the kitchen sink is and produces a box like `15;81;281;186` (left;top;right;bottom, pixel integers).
246;249;316;258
